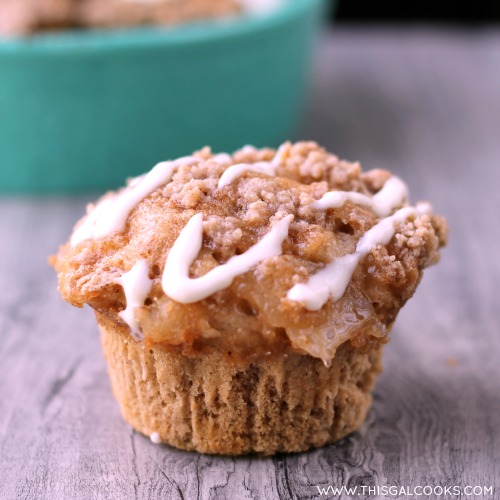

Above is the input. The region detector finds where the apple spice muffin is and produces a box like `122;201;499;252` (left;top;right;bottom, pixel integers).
0;0;241;37
51;141;447;455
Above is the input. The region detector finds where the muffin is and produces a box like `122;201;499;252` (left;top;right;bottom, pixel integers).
0;0;241;37
51;141;447;455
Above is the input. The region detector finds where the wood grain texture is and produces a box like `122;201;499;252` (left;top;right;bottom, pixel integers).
1;27;499;499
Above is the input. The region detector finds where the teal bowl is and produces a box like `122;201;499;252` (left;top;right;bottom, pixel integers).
0;0;324;193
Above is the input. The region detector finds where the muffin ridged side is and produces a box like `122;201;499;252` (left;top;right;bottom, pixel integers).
98;312;382;455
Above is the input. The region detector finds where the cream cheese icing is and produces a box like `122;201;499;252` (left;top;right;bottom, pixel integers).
115;259;153;340
71;156;201;246
70;197;116;247
217;142;288;188
212;153;233;166
313;176;409;218
162;213;294;304
218;161;277;188
150;432;161;444
287;202;432;310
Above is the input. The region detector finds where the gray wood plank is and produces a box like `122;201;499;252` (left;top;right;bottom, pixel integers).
1;27;499;499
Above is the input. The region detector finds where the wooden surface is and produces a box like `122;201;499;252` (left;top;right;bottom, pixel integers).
1;27;499;499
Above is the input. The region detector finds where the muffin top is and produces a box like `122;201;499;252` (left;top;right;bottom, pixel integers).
52;142;447;365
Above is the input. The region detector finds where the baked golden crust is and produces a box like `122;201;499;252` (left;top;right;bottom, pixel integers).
52;142;447;365
0;0;240;37
98;311;383;455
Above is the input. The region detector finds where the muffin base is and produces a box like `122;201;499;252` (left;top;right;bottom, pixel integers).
98;315;383;455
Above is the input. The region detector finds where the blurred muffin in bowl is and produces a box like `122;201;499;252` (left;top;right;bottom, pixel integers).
0;0;322;193
0;0;243;37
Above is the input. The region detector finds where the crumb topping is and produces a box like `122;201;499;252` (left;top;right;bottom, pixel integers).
52;141;448;364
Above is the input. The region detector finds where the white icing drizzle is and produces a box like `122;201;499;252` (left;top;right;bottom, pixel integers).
287;202;432;311
218;161;276;188
217;143;288;188
70;197;115;246
313;176;409;218
212;153;233;166
115;260;153;341
271;142;289;167
162;213;294;304
71;156;201;246
150;432;161;444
